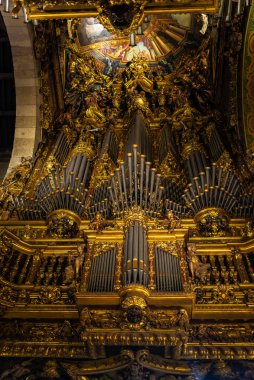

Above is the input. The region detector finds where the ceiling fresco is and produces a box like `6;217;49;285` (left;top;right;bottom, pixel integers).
77;14;198;70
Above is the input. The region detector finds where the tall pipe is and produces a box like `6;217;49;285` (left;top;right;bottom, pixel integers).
153;174;161;210
169;251;174;290
132;222;138;283
133;145;138;205
127;226;133;283
111;174;120;211
116;168;124;208
128;153;133;206
123;230;128;286
165;251;170;291
102;252;108;291
121;161;128;207
88;257;95;291
99;253;105;292
109;249;115;291
145;162;151;209
155;248;160;290
159;249;165;291
140;154;145;207
143;231;148;286
138;223;144;284
82;160;91;186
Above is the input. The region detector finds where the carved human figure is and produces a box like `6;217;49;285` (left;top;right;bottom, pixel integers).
187;243;210;283
176;309;190;331
84;91;106;124
89;212;114;233
75;244;85;280
64;255;75;284
90;212;105;232
80;307;92;329
167;211;181;232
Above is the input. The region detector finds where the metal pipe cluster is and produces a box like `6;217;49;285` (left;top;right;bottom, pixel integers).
84;131;119;219
11;196;45;220
162;178;185;204
92;182;110;204
101;130;119;164
232;193;254;218
106;145;164;218
123;221;148;286
158;123;177;164
207;129;225;163
51;130;71;165
182;163;240;214
184;150;208;181
86;198;111;220
155;247;182;292
124;111;152;162
86;181;112;220
219;0;249;21
34;153;91;215
86;177;112;220
164;200;192;219
12;153;92;218
88;248;116;292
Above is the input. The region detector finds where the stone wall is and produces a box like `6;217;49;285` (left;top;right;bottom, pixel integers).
0;3;40;179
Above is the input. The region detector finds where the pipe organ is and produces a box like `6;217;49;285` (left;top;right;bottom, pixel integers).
1;5;254;377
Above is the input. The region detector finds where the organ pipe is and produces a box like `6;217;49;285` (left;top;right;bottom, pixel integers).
123;221;148;286
155;247;183;292
88;249;116;292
